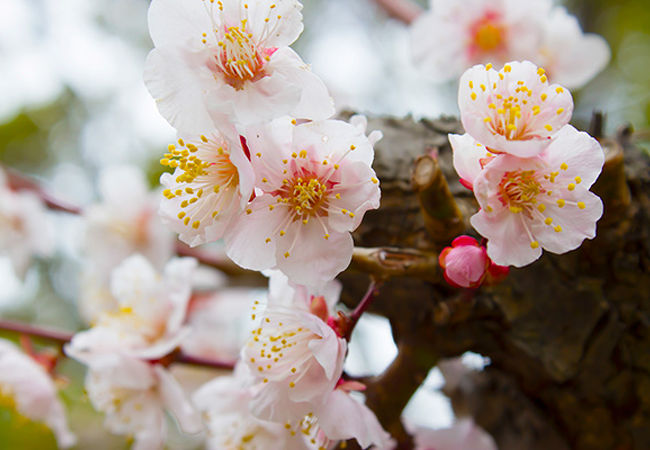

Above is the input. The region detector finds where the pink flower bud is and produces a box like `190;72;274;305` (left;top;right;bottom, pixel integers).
439;235;507;288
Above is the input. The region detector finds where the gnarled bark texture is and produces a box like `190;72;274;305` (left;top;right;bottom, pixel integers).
340;113;650;450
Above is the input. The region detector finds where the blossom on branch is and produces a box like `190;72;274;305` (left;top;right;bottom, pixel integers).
225;117;381;287
469;125;604;267
439;235;508;288
0;339;76;448
0;168;53;278
159;130;254;247
144;0;334;133
68;255;197;361
81;165;174;322
83;355;202;450
458;61;573;158
410;0;610;88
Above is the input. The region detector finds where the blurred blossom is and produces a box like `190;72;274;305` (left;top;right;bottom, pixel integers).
182;288;263;361
0;168;54;278
0;339;76;448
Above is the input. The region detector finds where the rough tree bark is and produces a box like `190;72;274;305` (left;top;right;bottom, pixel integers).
338;112;650;450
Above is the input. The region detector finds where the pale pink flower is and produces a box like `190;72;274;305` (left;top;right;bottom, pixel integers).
0;339;76;448
469;125;604;267
410;0;552;83
0;168;53;278
193;363;300;450
537;7;610;89
243;305;347;423
159;130;254;247
83;165;174;278
67;255;197;362
449;132;491;191
458;61;573;158
83;355;201;450
144;0;334;133
243;272;346;423
306;382;394;450
225;117;381;287
439;235;508;288
410;418;497;450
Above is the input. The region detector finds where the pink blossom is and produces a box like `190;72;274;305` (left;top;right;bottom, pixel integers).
243;305;347;423
439;236;508;288
469;125;604;267
458;61;573;158
449;132;492;191
0;168;53;278
410;0;609;89
83;355;201;450
144;0;334;133
225;117;381;287
0;339;76;448
536;7;610;89
159;130;254;247
410;0;552;83
67;255;197;362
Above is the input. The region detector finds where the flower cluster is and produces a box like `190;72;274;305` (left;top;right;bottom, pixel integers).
65;255;202;449
140;0;388;448
450;61;605;267
196;272;392;449
410;0;610;89
146;0;381;288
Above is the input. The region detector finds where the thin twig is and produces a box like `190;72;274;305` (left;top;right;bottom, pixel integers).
0;319;236;370
344;279;380;340
4;167;82;214
372;0;423;24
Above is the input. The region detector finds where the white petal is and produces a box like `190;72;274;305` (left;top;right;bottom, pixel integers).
155;365;203;434
317;390;393;449
450;133;487;187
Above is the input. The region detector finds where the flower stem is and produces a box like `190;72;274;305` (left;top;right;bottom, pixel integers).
344;279;381;340
0;318;235;370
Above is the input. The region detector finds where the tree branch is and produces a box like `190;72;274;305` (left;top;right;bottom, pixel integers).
0;319;236;371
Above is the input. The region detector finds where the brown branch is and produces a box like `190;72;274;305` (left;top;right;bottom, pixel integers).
0;319;236;371
372;0;423;24
348;246;440;282
412;154;465;245
4;167;82;214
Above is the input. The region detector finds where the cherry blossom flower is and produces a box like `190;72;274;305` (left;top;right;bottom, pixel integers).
410;0;552;83
439;235;508;288
144;0;334;133
458;61;573;158
537;7;610;89
410;0;609;89
0;168;53;278
243;303;347;423
0;339;76;448
159;130;254;247
67;255;197;361
193;363;299;450
410;418;497;450
449;132;491;191
226;117;381;287
300;381;394;450
84;165;174;276
468;125;604;267
83;355;201;450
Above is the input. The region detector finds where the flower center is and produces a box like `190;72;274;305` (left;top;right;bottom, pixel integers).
279;176;329;222
474;21;504;52
161;137;239;229
214;23;266;89
498;170;544;214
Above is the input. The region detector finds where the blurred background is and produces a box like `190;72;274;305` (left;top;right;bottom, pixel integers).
0;0;648;447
